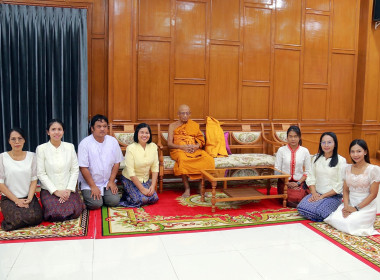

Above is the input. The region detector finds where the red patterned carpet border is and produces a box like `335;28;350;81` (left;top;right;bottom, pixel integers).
306;216;380;272
0;209;94;243
99;189;306;238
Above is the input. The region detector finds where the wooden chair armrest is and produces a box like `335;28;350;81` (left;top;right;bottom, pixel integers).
262;137;284;147
228;144;264;150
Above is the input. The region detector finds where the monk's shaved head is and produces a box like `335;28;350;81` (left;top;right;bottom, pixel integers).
177;104;191;123
178;104;190;112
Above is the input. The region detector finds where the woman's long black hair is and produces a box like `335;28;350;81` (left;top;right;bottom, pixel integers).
287;125;302;146
349;139;370;164
314;132;339;167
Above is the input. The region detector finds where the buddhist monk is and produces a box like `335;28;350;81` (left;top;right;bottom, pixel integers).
168;105;215;197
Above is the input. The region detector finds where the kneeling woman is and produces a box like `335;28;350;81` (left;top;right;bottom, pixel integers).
325;139;380;236
36;119;85;221
119;123;159;207
297;132;346;221
274;126;311;208
0;128;43;231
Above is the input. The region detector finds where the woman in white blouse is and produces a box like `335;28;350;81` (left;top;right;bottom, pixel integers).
297;132;347;221
36;119;84;221
0;128;43;231
275;126;311;207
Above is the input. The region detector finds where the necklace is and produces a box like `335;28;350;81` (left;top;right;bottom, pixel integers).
10;151;25;161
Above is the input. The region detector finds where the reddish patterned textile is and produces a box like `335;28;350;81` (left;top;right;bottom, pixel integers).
1;195;43;231
40;189;85;222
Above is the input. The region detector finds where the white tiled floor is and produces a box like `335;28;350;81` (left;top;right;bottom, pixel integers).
0;223;379;280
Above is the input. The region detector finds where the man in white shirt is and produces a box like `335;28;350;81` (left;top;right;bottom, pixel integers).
78;115;123;209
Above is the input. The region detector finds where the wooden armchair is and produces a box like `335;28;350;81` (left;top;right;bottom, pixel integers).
109;123;139;153
267;122;320;153
260;123;285;155
270;123;301;145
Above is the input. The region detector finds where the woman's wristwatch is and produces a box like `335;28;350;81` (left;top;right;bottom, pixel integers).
354;205;360;211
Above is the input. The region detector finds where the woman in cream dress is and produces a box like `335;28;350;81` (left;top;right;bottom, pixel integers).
325;139;380;236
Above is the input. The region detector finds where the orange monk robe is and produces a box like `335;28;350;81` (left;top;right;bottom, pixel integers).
170;120;215;179
205;116;228;158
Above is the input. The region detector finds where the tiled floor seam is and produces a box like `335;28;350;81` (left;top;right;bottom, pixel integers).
159;236;180;280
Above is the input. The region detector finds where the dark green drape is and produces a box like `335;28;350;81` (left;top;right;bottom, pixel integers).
0;4;88;152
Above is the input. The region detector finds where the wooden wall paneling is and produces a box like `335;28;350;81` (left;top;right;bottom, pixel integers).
174;84;205;120
297;0;306;122
174;1;206;79
354;0;370;124
363;132;379;159
364;25;380;122
209;44;239;119
332;0;357;50
139;0;171;37
303;13;330;85
301;124;354;158
329;54;356;122
301;132;320;155
91;0;106;35
245;0;272;5
243;6;272;82
108;0;132;121
305;0;330;12
210;0;240;41
169;0;176;120
237;0;244;120
91;38;107;116
274;0;302;46
272;49;300;120
137;41;171;120
241;86;270;120
301;88;327;120
336;132;352;160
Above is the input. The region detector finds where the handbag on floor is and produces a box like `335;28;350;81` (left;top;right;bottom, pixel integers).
277;179;309;208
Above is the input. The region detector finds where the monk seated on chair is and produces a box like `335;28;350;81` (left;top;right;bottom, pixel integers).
168;104;215;197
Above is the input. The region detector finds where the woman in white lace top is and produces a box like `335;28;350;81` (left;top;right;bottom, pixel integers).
325;139;380;236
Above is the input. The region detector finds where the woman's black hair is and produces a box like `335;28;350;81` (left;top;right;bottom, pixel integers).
134;123;152;144
349;139;370;164
47;119;65;131
314;132;339;167
7;128;26;151
287;125;302;146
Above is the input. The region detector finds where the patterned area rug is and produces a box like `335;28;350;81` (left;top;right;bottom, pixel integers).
307;216;380;271
100;189;305;237
0;209;92;243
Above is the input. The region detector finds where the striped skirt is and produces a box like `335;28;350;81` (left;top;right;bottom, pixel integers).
40;189;85;222
297;193;343;222
1;195;43;231
119;176;159;208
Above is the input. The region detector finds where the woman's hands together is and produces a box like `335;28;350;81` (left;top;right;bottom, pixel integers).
54;189;71;203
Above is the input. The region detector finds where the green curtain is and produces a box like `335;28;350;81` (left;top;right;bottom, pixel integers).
0;4;88;152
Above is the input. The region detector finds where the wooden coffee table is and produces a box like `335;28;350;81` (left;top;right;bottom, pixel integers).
200;167;289;212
